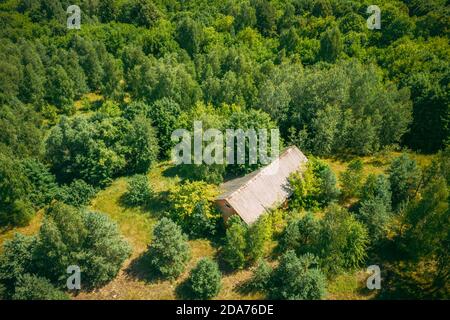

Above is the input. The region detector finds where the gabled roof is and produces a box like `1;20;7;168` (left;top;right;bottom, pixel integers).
216;146;308;224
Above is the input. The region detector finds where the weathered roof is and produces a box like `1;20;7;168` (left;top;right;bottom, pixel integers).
216;146;308;224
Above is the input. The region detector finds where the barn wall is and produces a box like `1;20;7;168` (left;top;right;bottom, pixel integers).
215;199;237;222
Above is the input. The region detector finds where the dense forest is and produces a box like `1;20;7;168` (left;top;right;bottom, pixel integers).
0;0;449;300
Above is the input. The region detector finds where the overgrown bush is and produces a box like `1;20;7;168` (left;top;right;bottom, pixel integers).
357;198;392;245
247;259;272;293
148;218;191;279
21;158;58;208
269;251;326;300
167;181;220;239
279;212;320;255
247;214;272;263
55;179;97;207
187;258;222;299
279;206;369;275
388;154;421;211
0;153;34;227
123;174;152;206
340;159;364;199
319;205;369;274
0;233;35;298
32;203;131;289
361;173;392;209
222;215;248;270
12;274;69;300
289;158;339;210
45;114;158;186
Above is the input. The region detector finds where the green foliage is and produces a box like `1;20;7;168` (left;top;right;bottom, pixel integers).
149;98;182;158
12;274;69;300
187;257;222;299
289;158;339;210
357;199;392;245
269;251;326;300
21;158;58;208
402;177;449;261
340;159;364;199
319;205;369;274
0;104;43;159
247;259;272;293
124;115;159;174
280;205;369;275
123;174;152;207
55;179;97;207
319;26;342;62
246;214;272;263
32;203;131;289
388;154;421;210
45;65;75;112
176;16;203;56
225;107;279;176
279;212;320;255
0;153;34;227
45;114;158;186
148;218;191;279
389;174;449;298
0;233;35;298
222;215;248;270
285;60;412;156
361;174;392;209
167;181;220;239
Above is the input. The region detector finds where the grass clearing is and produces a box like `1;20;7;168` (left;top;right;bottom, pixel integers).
326;271;377;300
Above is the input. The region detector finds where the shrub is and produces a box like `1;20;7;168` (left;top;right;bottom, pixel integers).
319;205;369;274
289;158;339;210
0;153;34;227
167;181;220;239
21;158;58;208
148;218;191;279
388;154;421;210
247;259;272;293
279;213;320;255
55;179;97;207
269;251;326;300
7;199;35;228
187;258;222;299
0;233;36;298
247;214;272;263
279;206;369;275
188;201;219;239
340;159;364;199
357;198;392;244
361;174;392;210
123;174;152;206
12;274;69;300
32;203;131;289
222;215;248;270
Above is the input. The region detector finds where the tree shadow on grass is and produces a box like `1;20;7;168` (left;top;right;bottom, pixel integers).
142;191;171;218
125;252;163;284
175;278;196;300
162;165;187;180
234;277;258;296
118;191;170;219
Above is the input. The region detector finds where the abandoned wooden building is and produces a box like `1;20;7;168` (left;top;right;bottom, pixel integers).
215;146;308;224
